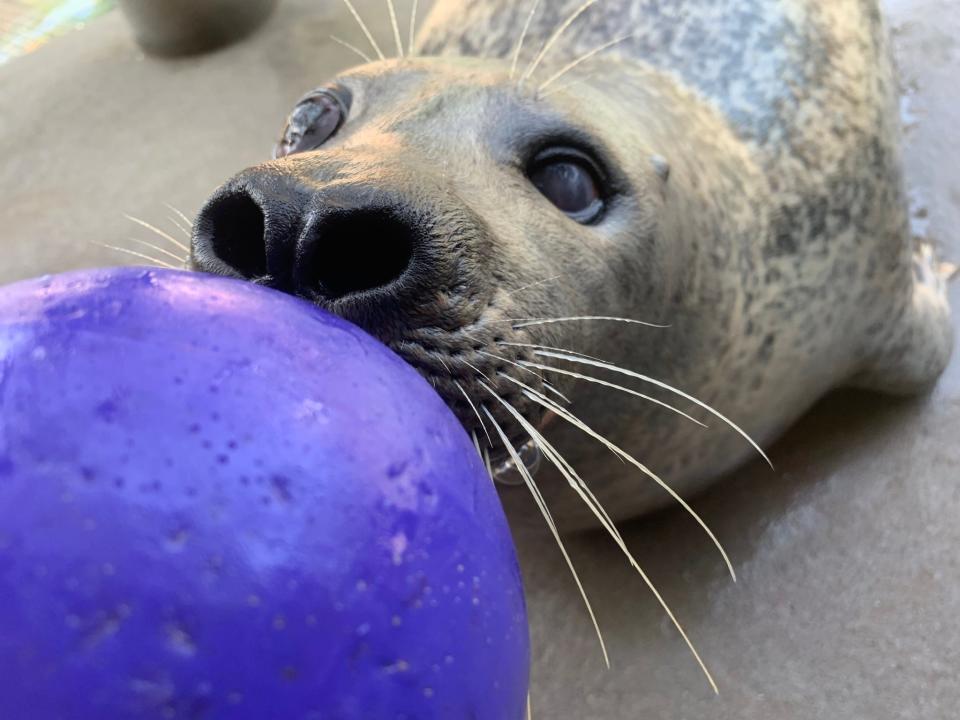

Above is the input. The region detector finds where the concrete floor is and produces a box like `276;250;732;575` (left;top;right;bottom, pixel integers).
1;0;958;717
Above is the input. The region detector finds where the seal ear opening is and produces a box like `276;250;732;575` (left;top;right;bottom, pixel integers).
847;245;953;395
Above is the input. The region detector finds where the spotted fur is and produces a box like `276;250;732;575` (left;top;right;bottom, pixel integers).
413;0;953;526
192;0;952;529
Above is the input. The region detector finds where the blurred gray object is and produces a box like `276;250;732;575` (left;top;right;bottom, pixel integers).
118;0;278;56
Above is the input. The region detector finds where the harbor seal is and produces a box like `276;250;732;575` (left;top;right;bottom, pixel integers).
190;0;952;538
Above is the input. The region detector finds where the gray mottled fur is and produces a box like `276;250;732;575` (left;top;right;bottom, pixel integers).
194;0;952;529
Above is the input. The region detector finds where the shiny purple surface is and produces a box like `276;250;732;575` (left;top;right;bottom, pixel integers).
0;268;528;719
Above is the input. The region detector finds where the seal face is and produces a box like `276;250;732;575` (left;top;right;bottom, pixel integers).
191;0;952;529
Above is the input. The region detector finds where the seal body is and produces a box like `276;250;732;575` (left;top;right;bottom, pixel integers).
191;0;952;529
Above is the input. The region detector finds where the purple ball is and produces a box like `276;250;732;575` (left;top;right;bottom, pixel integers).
0;268;528;719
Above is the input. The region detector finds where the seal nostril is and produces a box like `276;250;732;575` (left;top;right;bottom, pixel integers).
194;191;267;279
299;208;417;300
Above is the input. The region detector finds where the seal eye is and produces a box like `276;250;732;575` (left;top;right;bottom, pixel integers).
528;148;605;224
274;88;349;159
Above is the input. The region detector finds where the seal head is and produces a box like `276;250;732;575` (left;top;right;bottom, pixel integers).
192;57;680;486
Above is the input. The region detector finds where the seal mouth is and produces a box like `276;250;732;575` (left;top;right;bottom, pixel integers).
383;326;553;483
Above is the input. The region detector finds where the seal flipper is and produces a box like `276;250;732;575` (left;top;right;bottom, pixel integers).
849;242;954;395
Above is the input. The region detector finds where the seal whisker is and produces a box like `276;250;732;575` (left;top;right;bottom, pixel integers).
535;349;773;469
500;371;734;581
167;216;192;240
129;237;189;265
517;358;706;427
454;378;493;447
509;315;670;329
124;214;190;253
537;33;634;93
484;379;627;535
386;0;404;57
542;380;570;404
164;203;193;225
480;401;611;668
502;341;706;425
93;242;178;269
482;379;719;692
330;35;374;64
462;359;495;386
339;0;386;61
503;272;563;297
510;0;542;80
476;349;572;404
520;0;598;83
502;341;606;363
408;0;419;57
483;445;494;479
461;331;564;404
471;430;483;459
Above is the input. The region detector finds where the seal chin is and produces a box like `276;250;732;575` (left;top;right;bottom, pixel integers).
383;330;549;482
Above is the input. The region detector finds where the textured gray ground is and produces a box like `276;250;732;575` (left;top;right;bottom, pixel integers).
1;0;957;717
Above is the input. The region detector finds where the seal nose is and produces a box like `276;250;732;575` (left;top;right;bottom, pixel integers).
294;206;417;301
192;189;269;281
191;176;419;301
